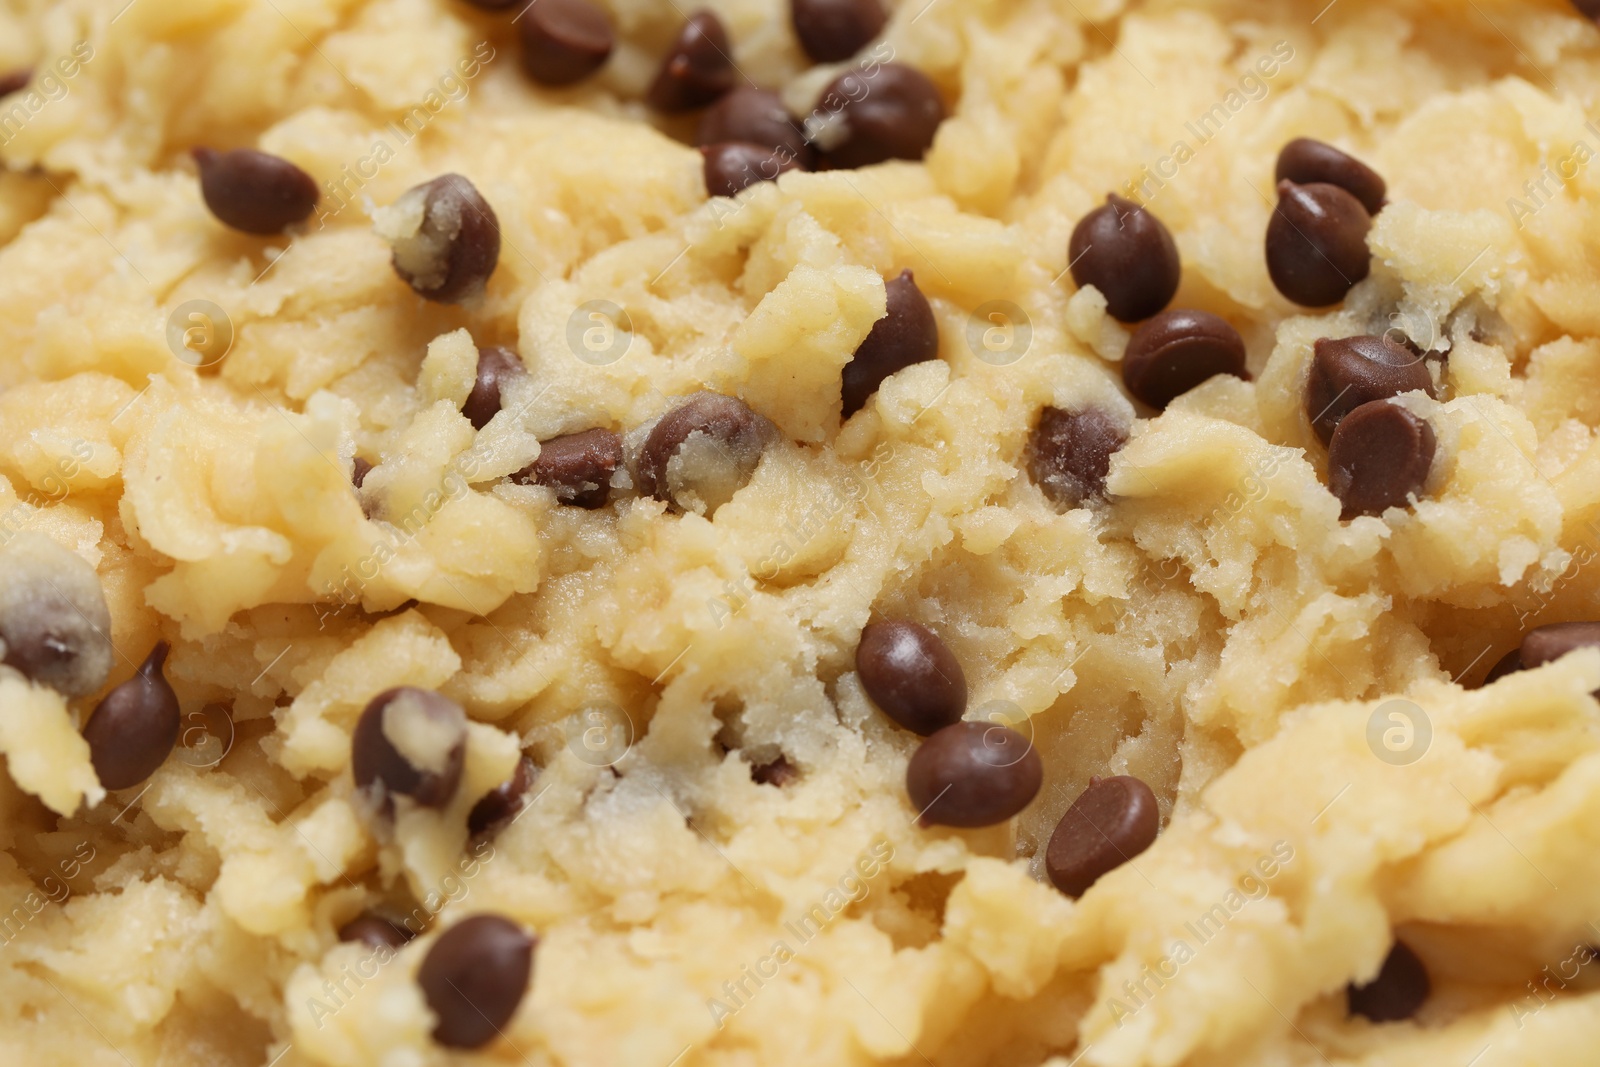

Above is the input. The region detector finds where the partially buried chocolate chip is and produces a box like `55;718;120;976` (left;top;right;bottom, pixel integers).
752;755;799;786
647;11;735;112
857;620;967;736
1276;138;1387;216
339;914;413;950
907;720;1042;828
351;457;373;489
468;756;537;838
418;914;535;1049
696;87;813;167
1069;195;1181;324
637;392;777;516
1045;775;1160;898
813;63;945;171
82;643;182;791
1520;621;1600;669
791;0;886;62
1266;180;1371;307
1122;309;1248;409
702;141;803;198
376;174;500;304
516;427;624;509
840;270;939;417
1327;400;1434;519
1481;647;1523;687
519;0;614;86
1348;940;1430;1022
1305;335;1432;445
1026;407;1126;509
352;687;468;810
0;532;114;699
462;346;525;430
0;68;31;97
192;148;319;235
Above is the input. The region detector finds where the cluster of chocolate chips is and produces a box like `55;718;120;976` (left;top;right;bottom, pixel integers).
1266;139;1384;307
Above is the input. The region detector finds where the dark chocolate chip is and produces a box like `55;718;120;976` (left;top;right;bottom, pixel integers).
1520;621;1600;669
751;755;799;786
1305;335;1432;445
1348;940;1430;1023
857;620;967;736
906;720;1042;828
1576;0;1600;19
702;141;803;197
1045;775;1160;898
791;0;886;62
814;63;945;171
1266;180;1371;307
468;756;537;838
0;69;31;97
1068;194;1181;324
518;0;614;86
1327;400;1435;520
418;914;535;1049
462;346;525;430
1276;138;1386;216
339;914;414;950
840;269;939;418
0;534;114;699
192;147;319;235
351;687;468;810
1026;406;1127;508
516;427;624;509
82;642;182;791
351;457;373;489
1122;309;1248;409
646;11;736;112
696;87;813;167
381;174;500;304
636;392;776;516
1480;648;1523;687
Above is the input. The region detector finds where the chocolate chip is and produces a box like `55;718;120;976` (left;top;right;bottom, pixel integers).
468;756;537;838
519;0;614;86
702;141;803;197
1045;775;1160;898
840;269;939;417
418;914;535;1049
1122;309;1248;409
351;687;468;810
636;392;776;516
0;69;31;97
813;63;945;171
857;621;967;736
1327;400;1435;519
1266;180;1371;307
1520;622;1600;669
1576;0;1600;19
82;643;181;791
351;457;373;489
1276;138;1387;216
696;88;813;166
1348;940;1430;1023
791;0;886;61
752;755;799;786
906;721;1042;828
0;533;114;699
377;174;500;304
192;147;319;235
1480;647;1523;687
1068;194;1181;324
462;346;525;430
1025;407;1127;508
339;914;414;950
1305;335;1432;445
646;11;736;112
517;427;624;509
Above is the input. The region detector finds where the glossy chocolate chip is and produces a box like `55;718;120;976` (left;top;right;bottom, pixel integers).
339;914;414;950
82;643;182;791
1276;138;1386;216
0;533;114;699
1348;940;1430;1023
418;914;535;1049
351;687;468;810
696;88;813;166
192;147;319;235
1122;309;1248;409
791;0;886;61
351;457;373;489
1306;335;1432;445
377;174;500;304
636;392;776;516
517;427;624;509
702;141;803;197
0;69;31;97
814;63;945;171
647;10;736;112
1266;180;1371;307
857;620;967;736
468;756;537;838
1069;194;1181;323
906;721;1042;828
1045;775;1160;898
1520;621;1600;669
751;755;799;786
519;0;614;86
1327;400;1435;519
462;346;525;430
1026;407;1126;509
840;269;939;417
